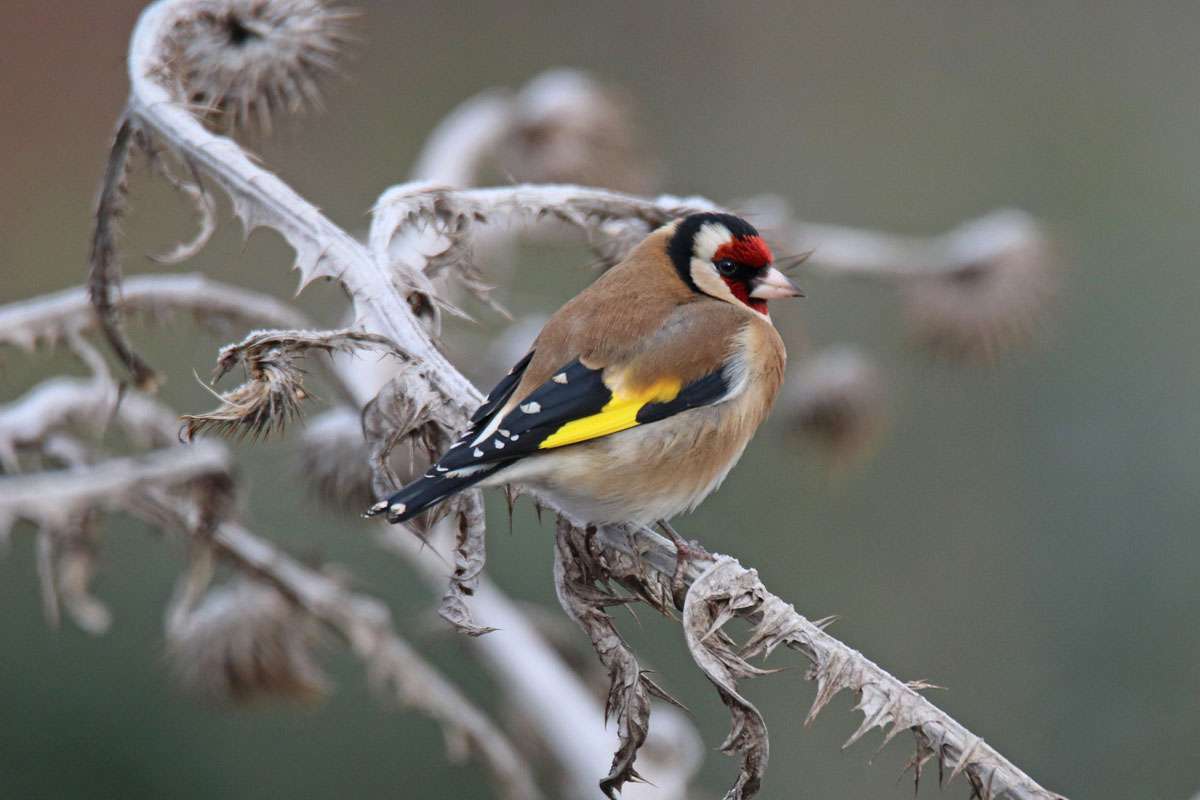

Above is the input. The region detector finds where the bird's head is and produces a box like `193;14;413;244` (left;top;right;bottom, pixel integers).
666;212;803;316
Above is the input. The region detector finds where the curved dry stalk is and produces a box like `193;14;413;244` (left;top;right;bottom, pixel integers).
0;273;308;353
87;113;159;389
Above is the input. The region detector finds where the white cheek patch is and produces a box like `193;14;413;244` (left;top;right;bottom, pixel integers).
691;259;738;304
692;222;732;261
690;221;740;304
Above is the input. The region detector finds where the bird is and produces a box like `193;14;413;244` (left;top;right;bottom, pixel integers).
365;211;802;554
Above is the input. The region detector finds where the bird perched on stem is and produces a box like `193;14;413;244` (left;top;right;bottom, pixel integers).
367;212;802;566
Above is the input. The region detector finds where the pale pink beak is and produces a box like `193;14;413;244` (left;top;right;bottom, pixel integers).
749;267;804;299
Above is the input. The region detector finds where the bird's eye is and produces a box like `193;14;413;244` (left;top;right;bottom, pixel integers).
715;259;738;276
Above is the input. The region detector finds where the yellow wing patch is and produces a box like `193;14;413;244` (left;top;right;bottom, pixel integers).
538;377;681;450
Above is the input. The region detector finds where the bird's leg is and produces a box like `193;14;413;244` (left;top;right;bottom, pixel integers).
657;520;711;602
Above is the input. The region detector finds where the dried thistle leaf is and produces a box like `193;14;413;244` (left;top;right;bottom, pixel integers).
436;493;496;636
166;574;330;704
35;511;112;635
161;0;355;133
553;518;678;797
182;328;400;441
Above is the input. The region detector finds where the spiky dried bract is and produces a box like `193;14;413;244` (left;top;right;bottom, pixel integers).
182;328;399;441
161;0;353;133
905;228;1056;360
495;70;654;194
167;575;330;704
784;346;887;465
552;519;681;798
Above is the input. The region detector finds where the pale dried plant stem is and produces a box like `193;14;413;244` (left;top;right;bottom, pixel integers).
1;274;308;350
116;2;1065;798
797;210;1041;280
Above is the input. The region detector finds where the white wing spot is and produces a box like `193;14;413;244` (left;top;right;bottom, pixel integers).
473;447;484;458
493;440;505;449
510;434;519;441
520;401;541;414
552;372;568;384
389;502;406;516
436;465;449;473
368;500;388;515
499;429;511;438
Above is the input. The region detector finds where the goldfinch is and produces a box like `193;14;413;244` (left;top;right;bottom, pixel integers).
366;212;802;529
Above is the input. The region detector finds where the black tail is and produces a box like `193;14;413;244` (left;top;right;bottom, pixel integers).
366;462;508;523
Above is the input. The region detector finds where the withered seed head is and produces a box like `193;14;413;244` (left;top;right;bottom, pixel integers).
166;578;329;705
905;235;1057;360
785;347;887;466
494;69;655;193
163;0;355;132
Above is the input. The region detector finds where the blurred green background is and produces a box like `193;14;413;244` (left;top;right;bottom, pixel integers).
2;2;1199;798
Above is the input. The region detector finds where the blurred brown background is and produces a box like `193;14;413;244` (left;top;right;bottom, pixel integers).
2;2;1199;799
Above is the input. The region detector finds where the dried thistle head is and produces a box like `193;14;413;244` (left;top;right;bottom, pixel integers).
298;408;375;513
494;69;655;193
784;347;887;466
182;328;399;441
182;351;308;441
904;219;1057;360
166;576;329;705
163;0;354;132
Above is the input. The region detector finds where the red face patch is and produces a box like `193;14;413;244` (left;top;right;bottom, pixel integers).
713;235;772;269
724;279;769;315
